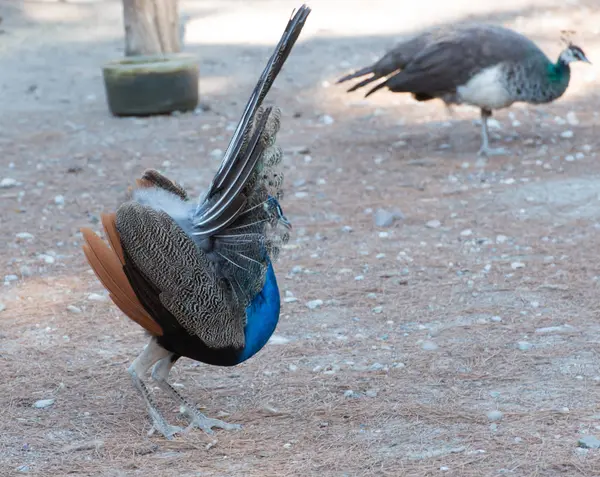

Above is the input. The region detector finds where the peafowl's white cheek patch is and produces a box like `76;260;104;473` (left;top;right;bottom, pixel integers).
457;64;514;110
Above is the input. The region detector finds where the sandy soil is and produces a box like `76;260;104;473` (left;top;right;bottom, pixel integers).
2;0;600;475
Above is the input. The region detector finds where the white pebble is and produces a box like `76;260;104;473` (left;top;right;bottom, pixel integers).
517;341;533;351
320;115;334;125
87;293;107;302
66;305;82;314
209;149;223;159
511;262;525;270
560;130;574;139
268;335;290;345
487;410;504;421
33;399;55;409
566;111;579;125
426;219;441;229
15;232;34;240
421;341;438;351
0;178;18;188
40;254;55;264
54;195;65;205
460;229;473;237
306;299;323;310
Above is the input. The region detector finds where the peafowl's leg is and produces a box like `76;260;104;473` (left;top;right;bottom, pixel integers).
128;339;183;439
151;355;242;435
478;108;507;157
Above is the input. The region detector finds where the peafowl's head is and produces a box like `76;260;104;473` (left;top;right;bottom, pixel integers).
560;44;591;64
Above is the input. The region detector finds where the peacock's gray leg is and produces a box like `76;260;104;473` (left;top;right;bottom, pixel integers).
478;108;507;157
128;338;183;439
151;355;242;435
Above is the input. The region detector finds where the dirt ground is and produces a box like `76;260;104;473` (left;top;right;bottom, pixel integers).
2;0;600;475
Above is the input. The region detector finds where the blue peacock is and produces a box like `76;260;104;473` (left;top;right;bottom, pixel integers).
80;5;311;439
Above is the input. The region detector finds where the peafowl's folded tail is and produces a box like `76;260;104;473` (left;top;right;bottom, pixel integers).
81;213;163;337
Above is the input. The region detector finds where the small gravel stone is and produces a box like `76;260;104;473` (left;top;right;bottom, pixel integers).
560;130;574;139
209;148;223;159
343;390;357;398
4;275;18;282
369;363;385;371
40;254;55;264
268;335;290;345
535;324;575;333
0;303;5;313
33;398;55;409
365;389;379;398
0;178;18;188
374;208;404;227
87;293;107;302
517;341;533;351
319;114;334;125
67;305;82;314
54;195;65;205
511;262;525;270
19;266;33;277
426;219;441;229
421;341;438;351
487;410;504;421
578;435;600;449
15;232;34;240
566;112;579;125
306;299;323;310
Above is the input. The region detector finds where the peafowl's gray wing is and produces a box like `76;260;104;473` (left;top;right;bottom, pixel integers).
368;24;548;97
111;5;309;351
337;27;442;91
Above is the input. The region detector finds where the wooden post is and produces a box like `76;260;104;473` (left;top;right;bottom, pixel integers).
122;0;181;56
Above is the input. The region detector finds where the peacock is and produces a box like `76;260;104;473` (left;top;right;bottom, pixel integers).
337;24;590;156
80;4;310;439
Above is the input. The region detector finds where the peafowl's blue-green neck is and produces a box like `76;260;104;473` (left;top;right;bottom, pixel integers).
547;57;571;85
237;262;281;363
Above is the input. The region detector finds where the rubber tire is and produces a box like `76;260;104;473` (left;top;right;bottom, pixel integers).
103;53;199;117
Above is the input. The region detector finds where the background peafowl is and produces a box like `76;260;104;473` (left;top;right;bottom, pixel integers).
80;4;310;439
337;24;590;156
